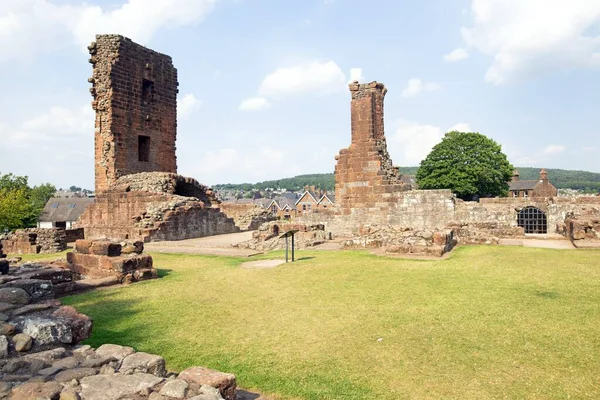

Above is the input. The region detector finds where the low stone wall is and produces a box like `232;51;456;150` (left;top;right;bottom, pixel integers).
235;222;331;251
0;229;67;254
340;225;457;257
67;239;157;282
220;203;275;231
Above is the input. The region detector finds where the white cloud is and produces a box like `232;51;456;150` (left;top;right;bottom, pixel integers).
400;78;441;98
191;146;297;184
177;94;202;119
543;144;566;155
508;144;567;167
389;120;444;165
0;0;217;62
444;47;469;62
582;146;597;153
348;68;365;83
1;104;94;187
258;61;346;98
447;122;472;132
238;97;271;111
460;0;600;84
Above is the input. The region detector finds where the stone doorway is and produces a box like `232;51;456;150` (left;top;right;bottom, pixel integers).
518;206;547;234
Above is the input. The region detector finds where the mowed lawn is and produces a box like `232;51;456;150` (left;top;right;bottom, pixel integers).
60;246;600;400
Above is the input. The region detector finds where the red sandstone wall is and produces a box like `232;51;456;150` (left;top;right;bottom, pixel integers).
334;81;409;216
77;192;239;242
89;35;178;193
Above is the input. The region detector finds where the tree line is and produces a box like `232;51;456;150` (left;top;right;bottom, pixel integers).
214;167;600;194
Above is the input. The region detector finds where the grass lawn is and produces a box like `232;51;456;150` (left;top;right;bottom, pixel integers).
60;246;600;399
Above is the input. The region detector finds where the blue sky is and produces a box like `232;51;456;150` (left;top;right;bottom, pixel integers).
1;0;599;189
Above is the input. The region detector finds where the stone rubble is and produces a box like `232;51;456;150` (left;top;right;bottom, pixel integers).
0;229;67;255
2;343;236;400
235;222;331;251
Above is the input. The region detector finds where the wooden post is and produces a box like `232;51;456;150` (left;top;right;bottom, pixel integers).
291;233;295;262
285;235;289;263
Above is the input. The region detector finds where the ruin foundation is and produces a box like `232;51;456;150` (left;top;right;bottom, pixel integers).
76;172;239;242
0;229;67;255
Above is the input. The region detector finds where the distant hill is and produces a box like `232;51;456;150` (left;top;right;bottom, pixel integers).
214;168;600;193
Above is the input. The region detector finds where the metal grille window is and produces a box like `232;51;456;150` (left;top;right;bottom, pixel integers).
517;206;547;234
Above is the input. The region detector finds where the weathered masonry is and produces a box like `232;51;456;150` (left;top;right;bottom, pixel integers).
89;34;178;194
334;81;411;216
79;35;241;242
295;80;600;253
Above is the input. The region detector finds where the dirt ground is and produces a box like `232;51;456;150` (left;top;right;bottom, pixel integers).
143;230;584;257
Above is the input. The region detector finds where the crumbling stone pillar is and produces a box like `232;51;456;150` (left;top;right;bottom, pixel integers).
89;34;178;193
334;81;409;216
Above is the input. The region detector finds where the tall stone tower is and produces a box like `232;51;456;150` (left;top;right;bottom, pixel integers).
88;35;178;193
334;81;409;215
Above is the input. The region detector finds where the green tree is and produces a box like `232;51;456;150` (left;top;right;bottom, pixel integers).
0;188;32;231
416;131;513;200
0;173;57;230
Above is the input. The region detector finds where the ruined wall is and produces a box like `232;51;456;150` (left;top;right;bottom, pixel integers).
219;203;275;231
334;81;410;216
0;229;67;254
76;173;240;242
298;190;600;239
89;35;178;193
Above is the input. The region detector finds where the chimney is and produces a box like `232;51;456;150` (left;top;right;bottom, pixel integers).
512;169;520;182
540;168;548;182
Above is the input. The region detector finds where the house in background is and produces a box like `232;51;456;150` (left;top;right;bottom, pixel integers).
267;197;297;219
317;193;335;211
508;169;558;198
38;198;95;229
295;190;320;214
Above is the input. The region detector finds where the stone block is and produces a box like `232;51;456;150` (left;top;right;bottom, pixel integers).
75;240;93;254
178;367;236;400
89;241;122;257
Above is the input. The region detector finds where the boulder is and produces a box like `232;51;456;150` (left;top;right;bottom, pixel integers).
53;306;93;343
15;316;72;347
0;321;15;336
60;390;81;400
13;333;33;352
178;367;237;400
119;352;166;377
8;381;62;400
95;343;135;361
159;379;188;398
6;279;53;301
22;347;67;363
54;367;98;382
188;385;226;400
0;287;30;305
80;373;164;400
0;335;8;358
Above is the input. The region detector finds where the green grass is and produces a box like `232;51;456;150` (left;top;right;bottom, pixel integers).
6;250;69;262
61;246;600;399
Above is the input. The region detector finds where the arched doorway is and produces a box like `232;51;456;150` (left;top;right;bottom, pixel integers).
272;225;280;236
517;207;547;234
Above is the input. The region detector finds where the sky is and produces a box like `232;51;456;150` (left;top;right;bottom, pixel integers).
1;0;599;190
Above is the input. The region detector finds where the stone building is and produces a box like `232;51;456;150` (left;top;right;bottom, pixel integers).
89;34;178;193
509;169;558;198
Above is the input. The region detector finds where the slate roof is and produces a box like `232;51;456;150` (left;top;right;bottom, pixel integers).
400;175;417;189
276;197;297;210
295;191;320;205
319;193;335;204
39;197;95;223
508;180;540;191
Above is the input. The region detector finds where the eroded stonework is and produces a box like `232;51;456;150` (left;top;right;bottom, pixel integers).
76;172;239;242
89;34;178;193
334;81;411;216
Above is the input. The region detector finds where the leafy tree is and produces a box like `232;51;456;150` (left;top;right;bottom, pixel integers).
0;173;57;231
416;131;513;200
